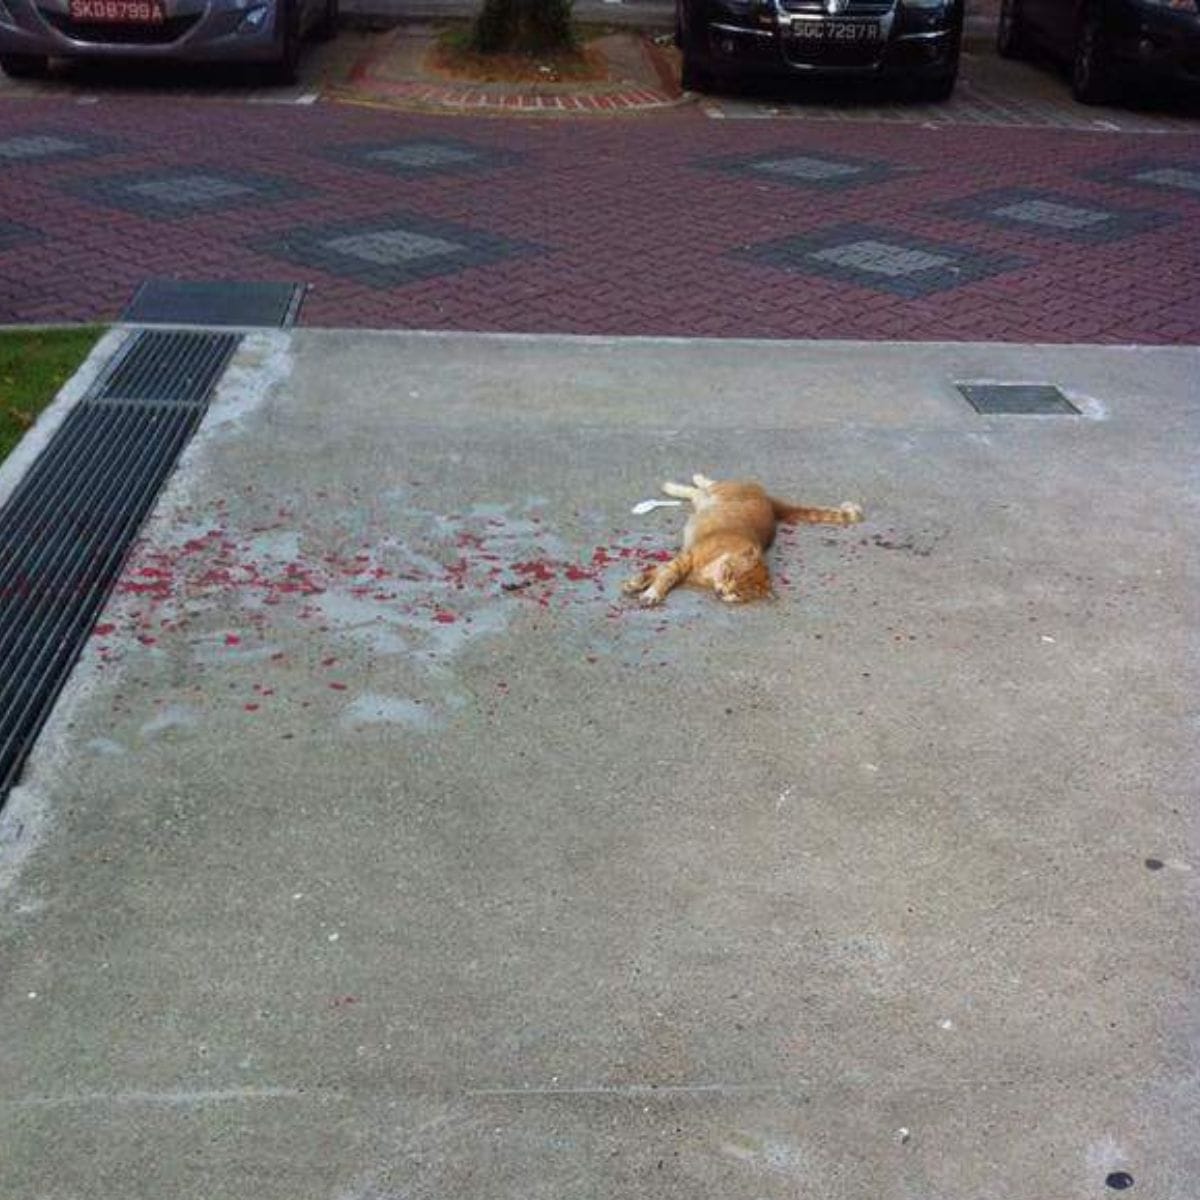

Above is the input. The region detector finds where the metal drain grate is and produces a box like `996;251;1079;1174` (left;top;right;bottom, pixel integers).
0;329;239;800
94;329;239;406
124;279;305;328
957;383;1080;415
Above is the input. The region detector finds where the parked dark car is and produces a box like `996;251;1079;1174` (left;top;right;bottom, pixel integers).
0;0;336;84
676;0;964;100
997;0;1200;102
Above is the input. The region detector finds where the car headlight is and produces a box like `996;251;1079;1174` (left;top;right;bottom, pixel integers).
1139;0;1198;10
238;2;270;29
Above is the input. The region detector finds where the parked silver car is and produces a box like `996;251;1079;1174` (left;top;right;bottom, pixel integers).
0;0;336;83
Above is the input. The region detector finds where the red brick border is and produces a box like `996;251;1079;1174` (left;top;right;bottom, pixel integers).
332;79;685;114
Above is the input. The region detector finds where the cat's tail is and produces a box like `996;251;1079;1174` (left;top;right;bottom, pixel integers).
772;499;864;525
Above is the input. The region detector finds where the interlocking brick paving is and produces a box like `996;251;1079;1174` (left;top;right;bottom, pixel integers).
0;221;44;252
254;212;541;287
1;98;1198;343
938;187;1170;244
0;129;121;162
1086;158;1200;197
735;224;1026;299
63;167;310;217
317;137;522;177
707;148;898;189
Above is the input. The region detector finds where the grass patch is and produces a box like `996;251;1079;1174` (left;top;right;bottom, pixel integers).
0;327;103;467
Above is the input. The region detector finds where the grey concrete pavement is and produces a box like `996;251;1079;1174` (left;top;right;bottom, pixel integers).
1;331;1197;1198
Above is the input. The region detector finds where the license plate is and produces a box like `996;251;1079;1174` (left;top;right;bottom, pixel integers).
791;19;880;40
68;0;166;21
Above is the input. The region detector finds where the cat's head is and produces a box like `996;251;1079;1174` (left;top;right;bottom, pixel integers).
715;548;772;604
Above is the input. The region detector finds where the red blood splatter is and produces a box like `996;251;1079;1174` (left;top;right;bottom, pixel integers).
321;656;338;667
224;633;241;646
433;611;457;624
244;703;260;712
93;623;115;637
513;559;556;582
137;634;157;646
443;557;471;590
329;682;348;691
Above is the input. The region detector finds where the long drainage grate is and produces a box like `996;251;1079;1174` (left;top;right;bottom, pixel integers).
0;329;240;801
95;327;239;405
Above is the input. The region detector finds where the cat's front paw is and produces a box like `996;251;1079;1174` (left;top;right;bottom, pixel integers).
639;589;664;608
840;502;864;523
622;572;653;595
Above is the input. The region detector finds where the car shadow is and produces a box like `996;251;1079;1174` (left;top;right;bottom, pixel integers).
35;58;284;91
694;71;931;107
695;44;1200;118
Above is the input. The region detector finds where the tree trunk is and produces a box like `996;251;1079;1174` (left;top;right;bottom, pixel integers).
471;0;576;54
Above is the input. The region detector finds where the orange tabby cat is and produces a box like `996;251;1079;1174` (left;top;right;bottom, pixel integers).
623;474;863;606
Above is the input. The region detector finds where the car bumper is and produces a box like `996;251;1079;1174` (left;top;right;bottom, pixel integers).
695;5;960;78
0;0;284;62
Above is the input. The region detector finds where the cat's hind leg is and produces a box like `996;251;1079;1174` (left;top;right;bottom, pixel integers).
662;481;701;501
692;473;715;489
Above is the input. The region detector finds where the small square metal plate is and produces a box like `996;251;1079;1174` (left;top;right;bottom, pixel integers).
124;280;305;328
957;383;1080;415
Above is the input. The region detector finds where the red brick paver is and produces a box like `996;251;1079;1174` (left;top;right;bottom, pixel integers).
1;98;1198;343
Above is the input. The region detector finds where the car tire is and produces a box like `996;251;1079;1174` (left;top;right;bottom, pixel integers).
1071;1;1111;104
268;0;301;85
914;68;958;102
995;0;1026;59
681;52;714;93
0;54;50;79
677;2;713;93
314;0;338;42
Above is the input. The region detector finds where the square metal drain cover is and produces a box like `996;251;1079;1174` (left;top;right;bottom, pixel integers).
956;383;1080;415
124;279;305;328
